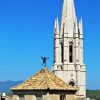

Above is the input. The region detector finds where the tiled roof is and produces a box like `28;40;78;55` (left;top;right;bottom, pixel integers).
11;67;77;91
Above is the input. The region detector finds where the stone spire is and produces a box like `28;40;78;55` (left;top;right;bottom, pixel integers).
60;0;77;38
53;0;86;99
54;18;60;65
54;19;57;30
54;18;59;34
79;18;83;38
56;18;59;35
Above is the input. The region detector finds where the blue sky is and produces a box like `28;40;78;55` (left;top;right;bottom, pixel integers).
0;0;100;89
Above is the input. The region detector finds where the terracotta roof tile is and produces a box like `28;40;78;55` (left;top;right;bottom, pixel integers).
11;67;77;91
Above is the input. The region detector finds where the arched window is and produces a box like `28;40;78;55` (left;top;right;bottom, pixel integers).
69;80;75;86
69;42;73;63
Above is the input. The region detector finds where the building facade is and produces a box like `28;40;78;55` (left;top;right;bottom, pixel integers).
52;0;86;99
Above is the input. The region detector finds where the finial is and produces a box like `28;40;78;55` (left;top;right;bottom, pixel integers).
56;17;59;26
54;18;57;29
41;56;49;67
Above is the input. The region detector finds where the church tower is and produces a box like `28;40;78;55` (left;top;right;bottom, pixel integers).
52;0;86;99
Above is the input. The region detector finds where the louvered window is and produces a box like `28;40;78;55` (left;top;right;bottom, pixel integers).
69;42;73;63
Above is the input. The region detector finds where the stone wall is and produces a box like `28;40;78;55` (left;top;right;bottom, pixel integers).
6;96;12;100
12;94;77;100
43;94;59;100
67;94;76;100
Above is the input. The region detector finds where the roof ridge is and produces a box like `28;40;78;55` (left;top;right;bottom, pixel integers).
11;68;77;91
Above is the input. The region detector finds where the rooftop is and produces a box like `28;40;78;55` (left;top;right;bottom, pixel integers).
11;67;77;91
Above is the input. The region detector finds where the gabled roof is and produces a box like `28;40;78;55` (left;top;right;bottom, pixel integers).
11;67;77;91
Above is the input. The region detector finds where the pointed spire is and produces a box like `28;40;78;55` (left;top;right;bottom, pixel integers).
56;17;59;34
54;17;59;35
54;19;57;30
79;18;83;34
74;17;78;33
78;18;83;39
74;17;78;37
60;0;77;37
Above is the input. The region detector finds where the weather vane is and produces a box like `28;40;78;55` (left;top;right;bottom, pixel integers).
41;56;49;67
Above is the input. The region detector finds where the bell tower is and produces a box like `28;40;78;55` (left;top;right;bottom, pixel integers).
52;0;86;99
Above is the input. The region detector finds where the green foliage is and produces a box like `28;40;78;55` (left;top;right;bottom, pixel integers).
87;90;100;100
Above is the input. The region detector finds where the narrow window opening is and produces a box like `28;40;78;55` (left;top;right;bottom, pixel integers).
60;95;66;100
61;43;64;63
78;28;80;37
69;42;73;63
